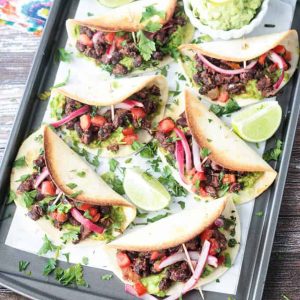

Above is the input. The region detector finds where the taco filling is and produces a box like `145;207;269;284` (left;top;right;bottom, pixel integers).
51;85;162;153
115;214;236;297
16;153;125;243
73;3;189;75
156;115;262;198
183;44;292;103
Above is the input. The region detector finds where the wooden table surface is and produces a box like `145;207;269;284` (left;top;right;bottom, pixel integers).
0;26;299;300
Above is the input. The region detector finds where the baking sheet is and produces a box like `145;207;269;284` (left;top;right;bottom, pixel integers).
4;0;297;297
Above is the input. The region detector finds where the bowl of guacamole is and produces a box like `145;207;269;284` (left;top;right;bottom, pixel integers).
184;0;270;40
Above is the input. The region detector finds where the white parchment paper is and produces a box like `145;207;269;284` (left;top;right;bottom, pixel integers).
5;0;296;295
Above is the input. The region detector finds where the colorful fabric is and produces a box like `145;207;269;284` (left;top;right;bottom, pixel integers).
0;0;52;36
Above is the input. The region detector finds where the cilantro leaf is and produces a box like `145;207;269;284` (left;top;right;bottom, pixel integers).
15;174;30;182
55;48;72;63
54;264;87;287
209;99;240;117
263;139;283;162
178;201;185;210
13;156;27;168
144;21;162;33
101;172;125;195
147;213;170;223
67;183;77;189
38;235;59;255
101;274;113;281
140;5;165;23
61;229;80;244
137;31;156;61
22;190;37;208
82;257;89;265
43;258;57;276
139;141;157;158
76;171;86;177
200;147;211;158
109;159;119;172
19;260;30;272
7;189;16;205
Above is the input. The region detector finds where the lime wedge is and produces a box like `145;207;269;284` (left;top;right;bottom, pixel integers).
231;101;282;143
208;0;232;5
124;168;171;211
97;0;134;8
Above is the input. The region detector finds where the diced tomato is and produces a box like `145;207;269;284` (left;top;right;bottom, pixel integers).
192;172;206;184
217;90;229;103
150;251;162;261
121;266;141;282
80;114;91;131
122;134;139;145
115;36;126;49
79;34;93;47
104;32;116;44
134;281;147;296
158;118;176;134
91;213;101;223
222;174;236;184
122;127;135;136
76;203;92;211
117;252;131;268
223;61;241;70
91;115;107;127
273;45;286;55
200;229;213;243
41;181;56;196
209;238;220;256
258;53;268;65
284;50;292;61
200;187;208;197
131;107;146;120
56;212;68;223
218;255;225;265
89;207;98;217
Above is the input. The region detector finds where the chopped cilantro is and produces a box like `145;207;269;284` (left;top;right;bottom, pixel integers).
82;257;89;265
19;260;30;272
131;141;144;151
15;174;30;182
224;253;232;268
38;235;59;255
255;211;264;217
101;274;113;281
178;201;185;209
7;190;16;205
22;190;37;208
140;141;157;158
101;172;125;195
263;139;283;162
140;5;165;23
200;147;211;158
87;12;94;16
13;156;27;168
147;212;170;223
55;48;72;63
83;210;93;220
61;229;80;244
228;238;238;248
67;183;77;189
149;157;161;172
209;99;240;117
43;258;57;276
76;171;86;177
109;158;119;172
54;264;87;287
159;65;169;77
137;31;156;61
125;158;132;164
68;190;83;198
63;252;70;263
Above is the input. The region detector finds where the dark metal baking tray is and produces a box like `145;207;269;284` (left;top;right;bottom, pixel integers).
0;1;299;299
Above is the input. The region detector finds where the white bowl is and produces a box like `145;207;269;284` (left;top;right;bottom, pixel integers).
183;0;270;40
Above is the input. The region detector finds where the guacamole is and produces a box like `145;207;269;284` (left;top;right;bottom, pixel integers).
190;0;263;30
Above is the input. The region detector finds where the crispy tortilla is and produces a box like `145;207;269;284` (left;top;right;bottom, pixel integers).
105;196;241;292
158;89;277;204
179;30;299;106
51;75;168;158
10;127;136;244
66;0;194;74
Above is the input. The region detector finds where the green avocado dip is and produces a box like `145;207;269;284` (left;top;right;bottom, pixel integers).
190;0;263;30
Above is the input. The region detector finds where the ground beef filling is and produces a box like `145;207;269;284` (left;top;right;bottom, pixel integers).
119;227;228;292
155;113;255;198
61;85;160;151
193;49;291;100
17;154;113;242
75;6;186;75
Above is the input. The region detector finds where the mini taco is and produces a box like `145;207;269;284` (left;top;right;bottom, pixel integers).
155;89;277;204
10;126;136;244
105;196;240;298
179;30;299;106
49;75;168;157
66;0;194;76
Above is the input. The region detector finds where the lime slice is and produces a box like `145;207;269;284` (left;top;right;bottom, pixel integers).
97;0;134;8
232;101;282;143
124;168;171;211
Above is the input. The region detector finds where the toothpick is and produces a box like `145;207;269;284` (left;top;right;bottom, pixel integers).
111;104;115;121
182;244;205;300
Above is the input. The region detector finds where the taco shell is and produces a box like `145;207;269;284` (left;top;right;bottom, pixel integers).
158;89;277;204
179;30;299;106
